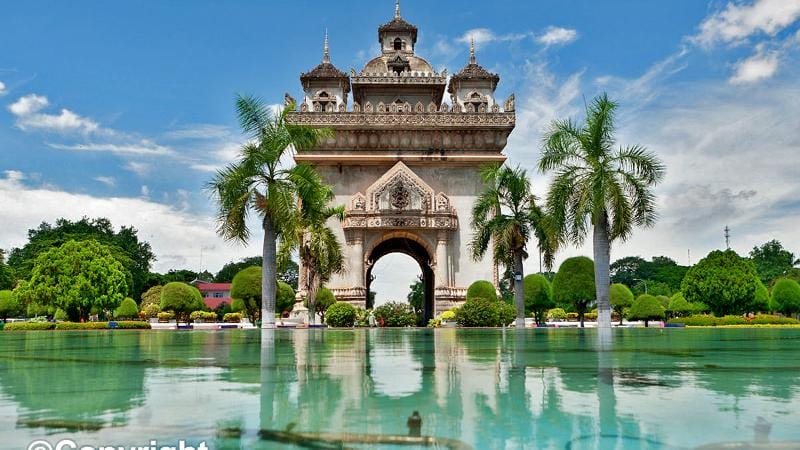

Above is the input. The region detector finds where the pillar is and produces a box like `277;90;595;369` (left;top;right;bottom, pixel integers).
351;231;365;289
435;230;448;288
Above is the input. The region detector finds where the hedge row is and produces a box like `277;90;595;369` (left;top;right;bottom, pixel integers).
668;314;799;326
4;321;151;331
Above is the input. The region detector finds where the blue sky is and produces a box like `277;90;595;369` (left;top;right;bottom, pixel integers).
2;1;800;300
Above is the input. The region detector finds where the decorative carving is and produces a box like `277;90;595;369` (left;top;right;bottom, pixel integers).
427;102;437;112
439;103;449;113
466;103;475;113
435;192;450;212
300;102;308;112
351;192;366;210
504;94;515;112
403;102;411;113
415;101;424;113
353;102;361;112
377;102;386;113
364;102;373;113
451;103;462;113
313;102;322;112
390;182;410;209
284;93;296;107
338;103;346;112
491;104;500;113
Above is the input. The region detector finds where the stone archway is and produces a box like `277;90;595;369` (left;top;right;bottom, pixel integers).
365;236;435;324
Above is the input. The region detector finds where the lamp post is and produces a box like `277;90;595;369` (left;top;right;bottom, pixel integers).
633;278;648;294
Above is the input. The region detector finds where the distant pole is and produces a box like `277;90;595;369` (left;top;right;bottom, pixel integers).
724;226;731;249
687;249;691;266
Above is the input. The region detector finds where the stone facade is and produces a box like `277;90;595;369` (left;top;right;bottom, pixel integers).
286;2;515;319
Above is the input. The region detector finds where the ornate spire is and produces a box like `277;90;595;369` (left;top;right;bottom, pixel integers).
395;0;400;18
322;29;330;64
469;35;476;64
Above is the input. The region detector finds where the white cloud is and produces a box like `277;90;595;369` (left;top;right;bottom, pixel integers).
0;171;259;273
729;46;780;84
0;81;6;96
695;0;800;47
124;161;152;176
163;124;231;140
8;94;100;134
456;28;529;49
140;185;150;198
535;26;579;47
93;176;116;187
47;141;176;156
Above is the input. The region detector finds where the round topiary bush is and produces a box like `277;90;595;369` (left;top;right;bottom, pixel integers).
771;278;800;317
373;302;417;327
552;256;595;326
547;307;568;321
466;280;497;302
610;283;634;324
628;294;665;327
667;293;692;318
454;297;511;327
325;302;357;327
277;281;296;314
160;282;204;323
231;266;261;324
114;297;139;319
523;274;554;325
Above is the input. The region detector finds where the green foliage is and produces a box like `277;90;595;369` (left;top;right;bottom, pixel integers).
655;295;670;309
668;314;798;326
634;280;673;297
141;303;161;318
407;278;425;318
454;297;514;327
114;298;139;319
609;283;634;320
4;322;55;331
159;282;204;322
276;281;295;314
54;308;68;321
157;311;175;321
354;308;371;327
496;302;516;326
0;255;14;290
628;294;665;326
373;302;417;327
771;278;800;317
189;311;218;321
53;321;151;330
750;314;799;325
230;266;261;324
21;239;130;321
306;287;335;322
140;285;162;307
325;302;357;327
611;255;688;293
215;256;263;283
691;301;710;314
547;307;568;321
552;257;595;323
466;280;497;302
223;312;242;323
754;279;770;312
750;240;798;285
7;217;154;300
667;293;692;317
0;290;20;322
523;274;554;325
681;249;759;316
441;310;456;321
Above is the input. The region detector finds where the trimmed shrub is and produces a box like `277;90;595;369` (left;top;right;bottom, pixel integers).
189;311;217;321
4;321;55;331
160;282;204;322
454;297;514;327
466;280;497;302
231;266;261;324
771;278;800;317
157;311;175;322
667;293;692;318
140;285;162;307
754;280;770;313
667;315;718;326
325;302;357;327
628;294;665;327
54;308;68;321
440;310;456;321
497;301;516;326
374;302;417;327
115;321;151;329
523;274;554;325
691;301;710;314
552;257;595;326
141;303;161;318
55;321;107;330
114;297;139;319
223;312;242;323
751;314;799;325
277;281;296;314
0;290;20;322
584;312;598;320
354;308;371;327
306;287;336;323
610;283;634;323
656;295;670;309
718;315;747;325
547;308;568;321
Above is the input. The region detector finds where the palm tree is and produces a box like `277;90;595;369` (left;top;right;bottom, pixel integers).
208;95;330;328
470;164;553;328
539;93;665;328
279;183;345;325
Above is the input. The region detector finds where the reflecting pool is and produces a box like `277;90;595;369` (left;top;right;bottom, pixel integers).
1;328;799;449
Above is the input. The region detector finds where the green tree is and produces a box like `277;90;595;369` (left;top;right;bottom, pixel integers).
7;217;153;300
114;297;139;319
771;278;800;318
523;274;554;325
539;94;665;328
407;277;425;320
159;282;204;323
215;256;263;283
609;283;634;325
140;285;162;308
754;279;770;313
0;290;20;322
470;164;554;328
0;249;14;290
20;239;129;321
230;266;262;324
326;302;357;327
276;281;296;316
750;240;798;285
681;249;759;316
552;256;595;327
628;294;665;327
466;280;497;301
208;96;329;329
667;292;691;318
305;287;336;323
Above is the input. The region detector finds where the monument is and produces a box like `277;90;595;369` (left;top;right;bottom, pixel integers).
286;1;515;323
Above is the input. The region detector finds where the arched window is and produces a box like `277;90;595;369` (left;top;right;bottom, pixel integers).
393;38;403;50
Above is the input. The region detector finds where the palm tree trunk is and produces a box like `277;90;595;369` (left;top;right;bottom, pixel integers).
513;250;525;328
593;211;612;329
307;273;320;325
262;215;277;329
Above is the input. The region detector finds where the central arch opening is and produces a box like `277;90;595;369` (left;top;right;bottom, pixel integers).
365;237;434;325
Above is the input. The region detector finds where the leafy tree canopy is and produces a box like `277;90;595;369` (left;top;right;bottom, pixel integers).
0;290;21;322
667;292;692;317
306;287;335;322
681;249;759;316
552;257;595;321
215;256;263;283
18;239;130;321
140;285;162;307
771;278;800;317
754;279;770;313
276;281;295;314
628;294;665;326
523;274;554;325
407;277;425;318
611;255;688;293
7;217;153;300
466;280;497;301
749;240;798;285
231;266;262;324
0;250;14;290
114;297;139;319
160;282;204;321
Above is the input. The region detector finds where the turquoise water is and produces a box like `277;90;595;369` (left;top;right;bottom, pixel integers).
1;328;799;449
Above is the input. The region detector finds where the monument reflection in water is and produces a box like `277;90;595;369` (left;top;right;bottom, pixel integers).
1;328;799;449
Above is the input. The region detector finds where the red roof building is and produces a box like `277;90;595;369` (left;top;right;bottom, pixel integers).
194;281;232;310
